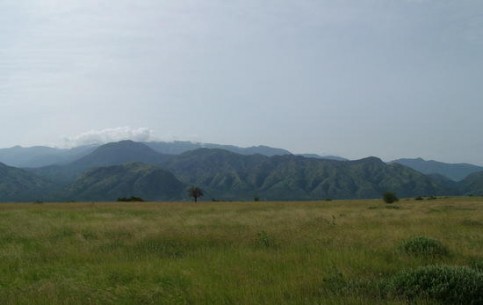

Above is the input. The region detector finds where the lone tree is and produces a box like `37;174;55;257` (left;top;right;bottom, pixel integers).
188;186;204;203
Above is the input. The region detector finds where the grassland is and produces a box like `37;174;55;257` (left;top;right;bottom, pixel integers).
0;197;482;304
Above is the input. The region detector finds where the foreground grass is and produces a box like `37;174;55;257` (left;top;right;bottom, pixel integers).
0;197;482;304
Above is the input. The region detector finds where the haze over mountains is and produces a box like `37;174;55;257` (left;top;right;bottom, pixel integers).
0;140;482;202
391;158;483;182
0;141;291;168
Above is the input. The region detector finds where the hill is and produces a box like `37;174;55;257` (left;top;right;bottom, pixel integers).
65;163;186;201
0;162;57;202
392;158;483;181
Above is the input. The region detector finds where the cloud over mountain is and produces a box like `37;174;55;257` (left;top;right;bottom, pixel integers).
63;127;153;147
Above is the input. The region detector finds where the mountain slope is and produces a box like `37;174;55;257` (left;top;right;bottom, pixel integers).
164;150;449;200
0;162;57;202
392;158;483;181
66;163;186;201
255;156;448;200
459;171;483;196
164;149;269;199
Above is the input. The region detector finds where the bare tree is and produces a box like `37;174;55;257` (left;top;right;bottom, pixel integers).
187;186;204;203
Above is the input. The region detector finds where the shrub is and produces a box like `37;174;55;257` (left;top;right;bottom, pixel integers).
399;236;449;258
383;192;399;204
387;265;483;305
415;196;424;201
117;196;144;202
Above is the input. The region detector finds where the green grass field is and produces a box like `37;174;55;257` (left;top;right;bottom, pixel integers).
0;197;482;304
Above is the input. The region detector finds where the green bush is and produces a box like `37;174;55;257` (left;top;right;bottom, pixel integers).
383;192;399;204
399;236;449;258
387;265;483;305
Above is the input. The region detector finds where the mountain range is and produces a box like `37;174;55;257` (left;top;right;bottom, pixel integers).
0;141;292;169
0;140;482;202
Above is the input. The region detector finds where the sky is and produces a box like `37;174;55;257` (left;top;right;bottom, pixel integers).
1;0;483;164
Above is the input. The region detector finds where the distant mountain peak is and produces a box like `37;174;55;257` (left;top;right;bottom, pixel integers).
70;140;169;168
393;158;483;181
97;139;142;148
352;156;384;164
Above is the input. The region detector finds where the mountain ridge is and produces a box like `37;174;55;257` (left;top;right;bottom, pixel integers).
1;141;482;202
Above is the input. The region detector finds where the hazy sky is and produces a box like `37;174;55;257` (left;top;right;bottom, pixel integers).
1;0;483;164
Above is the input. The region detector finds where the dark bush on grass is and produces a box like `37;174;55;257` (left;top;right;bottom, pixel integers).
383;192;399;204
117;196;144;202
399;236;449;258
387;265;483;305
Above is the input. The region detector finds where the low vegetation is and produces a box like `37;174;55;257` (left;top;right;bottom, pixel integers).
399;236;449;258
386;265;483;305
383;191;399;204
0;197;481;304
117;196;145;202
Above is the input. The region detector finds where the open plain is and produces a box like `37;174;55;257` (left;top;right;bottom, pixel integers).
0;197;482;305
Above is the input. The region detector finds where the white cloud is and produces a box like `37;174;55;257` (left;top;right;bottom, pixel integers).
63;127;153;147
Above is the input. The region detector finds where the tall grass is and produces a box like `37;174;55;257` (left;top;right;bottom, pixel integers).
0;197;482;304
